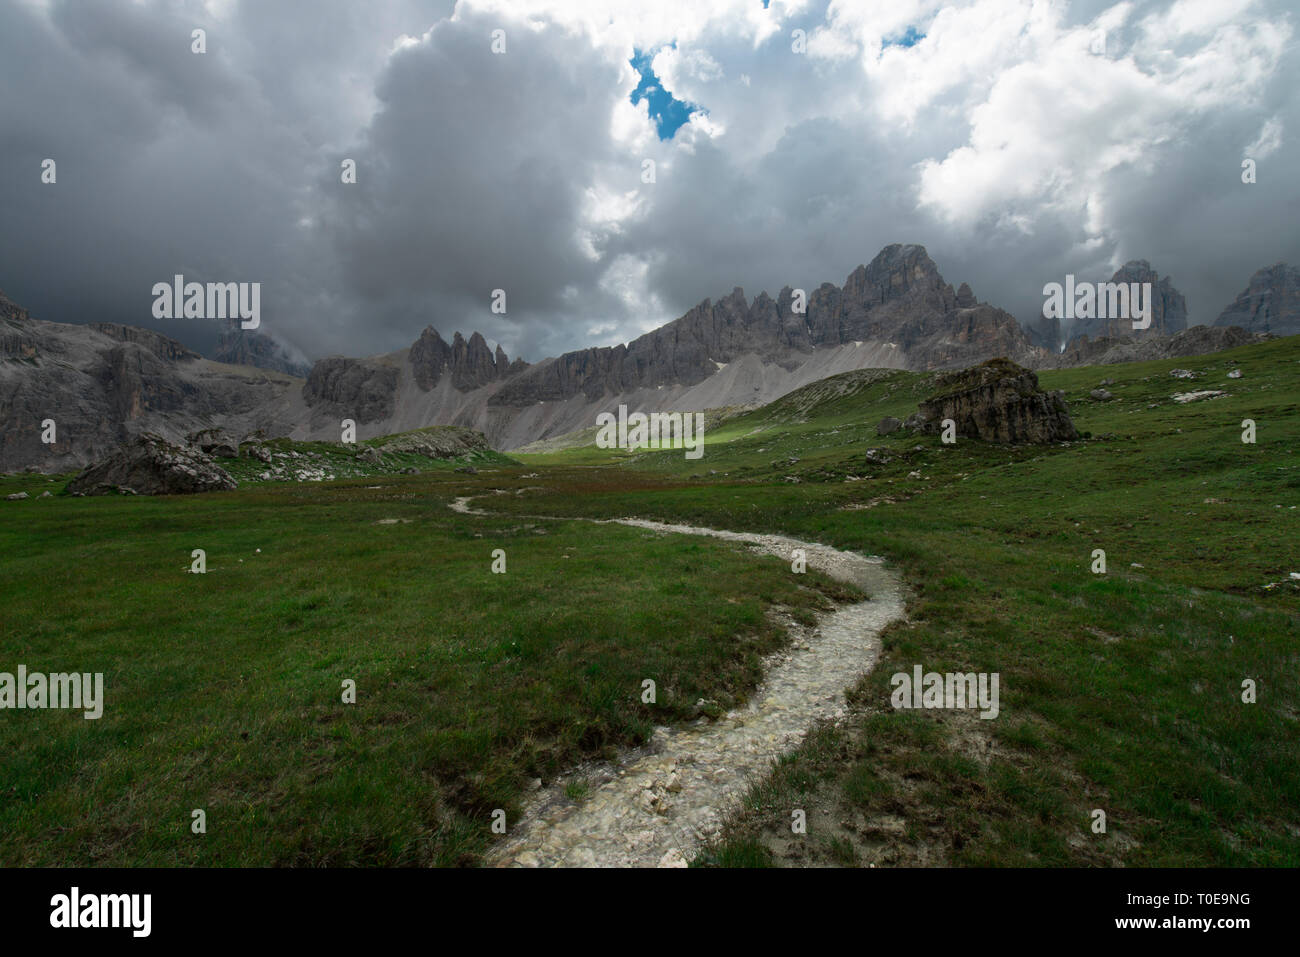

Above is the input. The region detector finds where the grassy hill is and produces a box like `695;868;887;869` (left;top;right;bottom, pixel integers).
1;335;1296;866
513;335;1300;865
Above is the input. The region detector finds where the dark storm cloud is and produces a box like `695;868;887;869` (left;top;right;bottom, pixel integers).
309;12;631;359
0;0;1296;368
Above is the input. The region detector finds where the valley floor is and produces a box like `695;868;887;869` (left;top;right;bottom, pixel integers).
1;335;1297;866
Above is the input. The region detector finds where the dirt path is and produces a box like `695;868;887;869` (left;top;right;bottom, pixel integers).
448;493;906;867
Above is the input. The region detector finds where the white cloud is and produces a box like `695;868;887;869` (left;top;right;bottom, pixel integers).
1246;114;1283;156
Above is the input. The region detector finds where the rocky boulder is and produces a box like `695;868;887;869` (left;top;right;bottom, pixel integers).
66;433;238;496
910;358;1079;443
876;416;902;436
187;427;240;458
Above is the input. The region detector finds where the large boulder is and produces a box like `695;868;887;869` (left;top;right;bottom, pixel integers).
66;433;238;496
909;358;1079;443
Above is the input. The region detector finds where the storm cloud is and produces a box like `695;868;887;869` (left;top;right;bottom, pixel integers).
2;0;1296;363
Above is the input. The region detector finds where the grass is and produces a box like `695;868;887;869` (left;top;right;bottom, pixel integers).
0;474;852;866
510;335;1300;866
2;333;1297;867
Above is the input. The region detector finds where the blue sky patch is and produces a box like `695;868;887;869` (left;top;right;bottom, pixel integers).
884;26;925;49
630;47;704;140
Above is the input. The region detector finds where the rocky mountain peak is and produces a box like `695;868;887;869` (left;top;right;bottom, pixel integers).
491;242;1042;410
212;323;310;377
1213;262;1300;337
407;325;524;392
0;289;30;324
1064;260;1187;346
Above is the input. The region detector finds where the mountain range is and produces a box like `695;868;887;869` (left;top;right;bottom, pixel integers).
2;245;1295;471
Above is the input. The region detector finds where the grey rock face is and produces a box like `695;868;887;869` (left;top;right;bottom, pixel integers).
66;433;237;495
303;357;399;423
93;324;202;362
1213;263;1300;336
0;289;31;324
1064;260;1187;345
187;427;239;458
1024;313;1061;352
911;358;1079;444
212;324;310;377
408;326;522;392
492;244;1043;409
0;300;299;472
876;416;902;435
1040;324;1264;370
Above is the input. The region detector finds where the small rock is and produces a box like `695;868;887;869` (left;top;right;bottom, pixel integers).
658;848;688;868
876;416;901;436
6;492;28;500
1227;369;1243;379
1090;388;1114;401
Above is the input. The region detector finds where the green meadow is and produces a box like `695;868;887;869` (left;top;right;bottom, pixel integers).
1;334;1296;866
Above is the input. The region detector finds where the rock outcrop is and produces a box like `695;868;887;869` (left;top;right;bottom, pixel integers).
92;324;203;362
908;358;1079;444
213;324;311;377
1213;263;1300;337
1063;261;1187;346
65;433;238;495
375;426;491;458
0;289;30;324
187;427;240;458
302;357;399;424
1040;324;1265;369
408;327;520;392
492;244;1043;409
0;298;300;472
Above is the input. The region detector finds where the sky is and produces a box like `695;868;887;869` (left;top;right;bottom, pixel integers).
1;0;1296;364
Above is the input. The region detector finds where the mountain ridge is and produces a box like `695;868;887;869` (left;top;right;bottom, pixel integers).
2;246;1296;471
